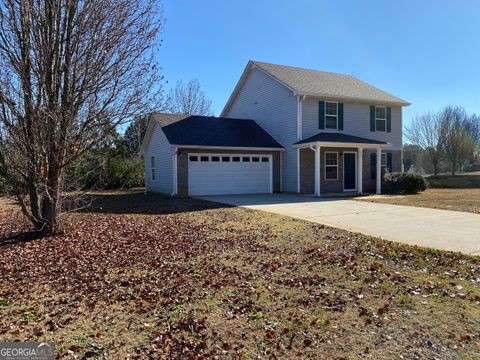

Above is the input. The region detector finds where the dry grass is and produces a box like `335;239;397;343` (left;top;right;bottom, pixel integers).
1;191;480;359
357;188;480;214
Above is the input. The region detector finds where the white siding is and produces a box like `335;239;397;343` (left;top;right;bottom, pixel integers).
145;123;173;194
302;98;403;149
225;68;298;192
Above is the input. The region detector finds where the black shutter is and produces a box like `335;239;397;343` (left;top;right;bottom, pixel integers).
386;107;392;133
387;152;393;172
319;101;325;129
338;103;344;130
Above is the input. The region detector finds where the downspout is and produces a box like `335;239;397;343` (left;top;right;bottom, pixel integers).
172;147;178;196
297;94;306;141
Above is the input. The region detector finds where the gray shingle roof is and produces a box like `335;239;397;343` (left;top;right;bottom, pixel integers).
162;116;283;149
252;61;410;106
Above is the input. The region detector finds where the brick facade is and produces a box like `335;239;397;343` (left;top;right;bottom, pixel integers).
176;148;282;196
300;148;402;194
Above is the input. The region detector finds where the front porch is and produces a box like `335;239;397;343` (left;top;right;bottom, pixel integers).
294;133;394;196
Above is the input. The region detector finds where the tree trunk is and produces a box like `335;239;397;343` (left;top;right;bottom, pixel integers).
27;168;63;234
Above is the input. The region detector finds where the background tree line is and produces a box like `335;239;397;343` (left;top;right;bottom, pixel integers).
404;106;480;175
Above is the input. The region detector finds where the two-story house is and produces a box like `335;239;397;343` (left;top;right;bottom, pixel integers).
142;61;410;196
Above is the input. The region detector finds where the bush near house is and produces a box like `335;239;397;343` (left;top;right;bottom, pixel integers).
383;172;428;194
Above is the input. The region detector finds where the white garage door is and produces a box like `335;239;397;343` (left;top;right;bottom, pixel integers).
188;154;272;196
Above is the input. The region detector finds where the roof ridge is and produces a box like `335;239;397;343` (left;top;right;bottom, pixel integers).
251;60;354;78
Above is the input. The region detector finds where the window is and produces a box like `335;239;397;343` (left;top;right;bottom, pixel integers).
325;101;338;130
189;156;198;162
232;157;240;162
222;156;230;162
325;152;338;180
252;157;260;162
242;157;250;162
211;156;220;162
200;156;209;162
150;156;156;181
261;157;269;162
381;153;388;175
375;106;386;132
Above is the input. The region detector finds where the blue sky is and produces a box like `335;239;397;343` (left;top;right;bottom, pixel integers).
159;0;480;126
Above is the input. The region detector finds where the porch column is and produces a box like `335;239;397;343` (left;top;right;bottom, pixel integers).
315;145;321;196
357;147;363;194
376;147;382;194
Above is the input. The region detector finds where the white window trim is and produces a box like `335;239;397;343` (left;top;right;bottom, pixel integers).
324;101;338;131
324;151;338;180
375;106;387;132
150;156;156;181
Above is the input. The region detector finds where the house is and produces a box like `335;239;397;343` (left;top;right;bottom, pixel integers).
141;61;410;196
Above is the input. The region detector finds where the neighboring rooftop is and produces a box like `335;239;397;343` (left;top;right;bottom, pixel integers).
150;112;189;127
161;116;283;149
295;132;389;146
223;61;410;115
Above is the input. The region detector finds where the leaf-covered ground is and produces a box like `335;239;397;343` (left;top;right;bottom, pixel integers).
1;190;480;359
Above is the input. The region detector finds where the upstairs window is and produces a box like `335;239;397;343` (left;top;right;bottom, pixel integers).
150;156;156;181
375;106;386;132
325;102;338;130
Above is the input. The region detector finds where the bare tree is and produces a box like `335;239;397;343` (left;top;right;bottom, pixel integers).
405;112;445;175
0;0;164;233
167;79;213;116
464;114;480;164
441;106;477;174
123;115;149;158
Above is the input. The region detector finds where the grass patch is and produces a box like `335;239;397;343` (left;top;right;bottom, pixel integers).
357;187;480;213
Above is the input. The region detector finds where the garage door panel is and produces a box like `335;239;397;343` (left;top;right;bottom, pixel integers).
188;154;272;196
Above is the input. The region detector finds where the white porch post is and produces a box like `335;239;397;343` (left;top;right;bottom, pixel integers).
315;145;321;196
376;147;382;194
357;147;363;194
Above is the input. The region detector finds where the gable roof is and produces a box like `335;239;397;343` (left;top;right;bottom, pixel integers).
162;116;283;149
222;61;410;115
140;112;190;153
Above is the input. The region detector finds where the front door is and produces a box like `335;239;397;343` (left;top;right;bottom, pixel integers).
343;152;356;191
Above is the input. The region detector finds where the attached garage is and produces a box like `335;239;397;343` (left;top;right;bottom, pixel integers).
188;154;272;196
142;114;283;196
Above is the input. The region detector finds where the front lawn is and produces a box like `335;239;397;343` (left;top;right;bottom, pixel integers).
357;188;480;214
1;191;479;359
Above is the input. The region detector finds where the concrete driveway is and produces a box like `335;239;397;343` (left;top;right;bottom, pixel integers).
197;194;480;256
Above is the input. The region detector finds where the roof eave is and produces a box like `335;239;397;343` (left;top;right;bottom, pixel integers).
296;92;411;107
293;141;392;149
170;144;285;151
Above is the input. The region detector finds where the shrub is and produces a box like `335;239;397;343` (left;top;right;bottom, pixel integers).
464;163;480;172
383;172;427;194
